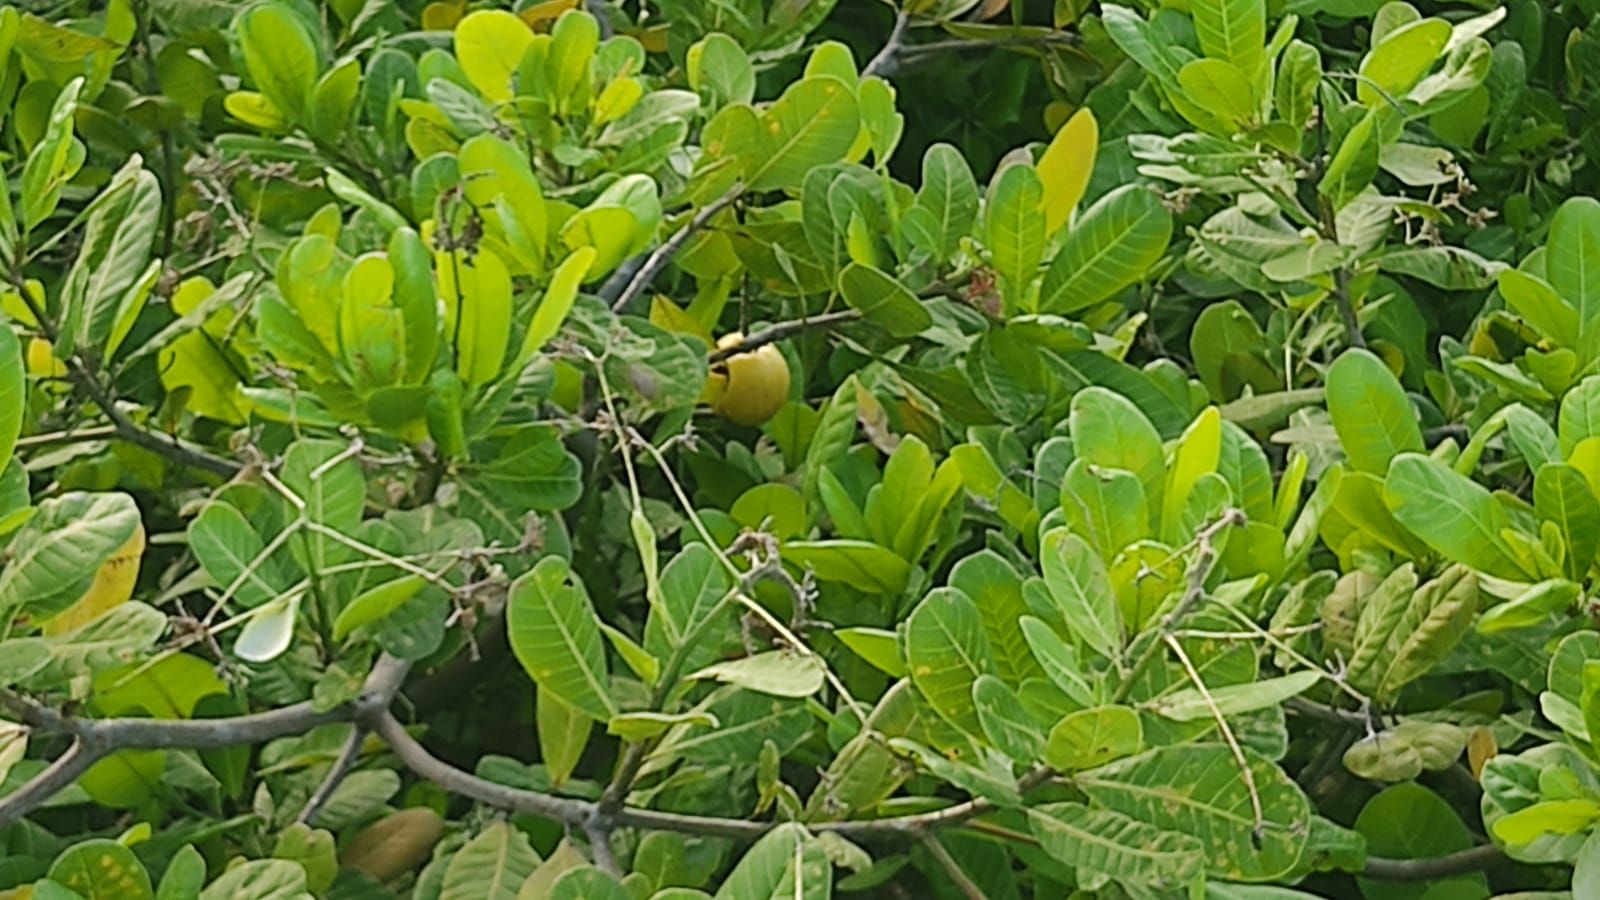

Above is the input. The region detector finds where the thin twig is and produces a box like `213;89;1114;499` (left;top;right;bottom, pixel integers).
0;656;409;829
863;11;911;79
920;834;987;900
1164;633;1265;844
2;274;241;477
296;725;368;825
609;187;743;313
707;311;862;364
1110;509;1245;704
1362;844;1506;881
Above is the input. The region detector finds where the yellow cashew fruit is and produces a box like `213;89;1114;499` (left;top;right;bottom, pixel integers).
703;333;790;426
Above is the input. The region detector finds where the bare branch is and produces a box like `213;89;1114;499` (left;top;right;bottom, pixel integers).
296;726;369;825
707;311;862;364
609;186;743;314
2;271;241;477
863;11;911;79
1363;845;1506;881
0;655;410;829
920;834;988;900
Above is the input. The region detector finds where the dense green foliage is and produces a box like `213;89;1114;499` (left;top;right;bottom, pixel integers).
3;0;1600;896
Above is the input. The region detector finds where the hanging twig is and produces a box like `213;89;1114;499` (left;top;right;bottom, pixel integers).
609;186;744;313
919;834;988;900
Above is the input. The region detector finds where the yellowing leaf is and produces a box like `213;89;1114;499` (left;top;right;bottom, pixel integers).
39;521;144;635
1036;106;1098;236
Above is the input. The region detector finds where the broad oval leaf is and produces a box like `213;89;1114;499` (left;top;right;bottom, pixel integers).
507;556;616;722
1037;185;1172;314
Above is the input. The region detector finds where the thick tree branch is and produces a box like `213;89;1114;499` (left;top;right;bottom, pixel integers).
609;186;743;313
0;656;409;828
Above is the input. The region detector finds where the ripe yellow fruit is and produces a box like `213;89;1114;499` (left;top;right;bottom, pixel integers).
704;333;790;426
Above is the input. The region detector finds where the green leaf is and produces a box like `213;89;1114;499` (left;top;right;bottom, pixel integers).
1358;18;1451;106
1192;0;1265;75
1547;197;1600;359
1326;348;1423;475
1318;109;1380;210
904;586;992;736
439;245;512;388
1499;269;1578;345
1383;453;1530;580
549;867;630;900
507;556;616;721
282;438;365;574
198;860;307;900
1069;386;1166;507
1535;463;1600;582
48;839;153;900
1178;59;1258;128
186;501;289;610
332;574;428;641
782;539;910;596
155;846;205;900
740;76;860;193
1343;719;1469;783
1276;40;1322;129
1036;185;1172;314
1371;565;1479;701
1479;578;1582;635
1028;803;1203;888
20;78;83;231
644;543;734;675
835;627;906;677
519;247;595;365
689;651;825;698
0;320;22;466
984;163;1047;304
236;4;319;121
1355;783;1489;899
1560;375;1600;459
950;550;1043;686
836;262;931;339
973;674;1045;763
441;821;541;900
537;690;590;787
58;167;161;359
713;823;830;900
1040;528;1123;663
1045;705;1143;771
1150;671;1320;722
902;143;979;264
1020;616;1096;707
1077;744;1312;881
